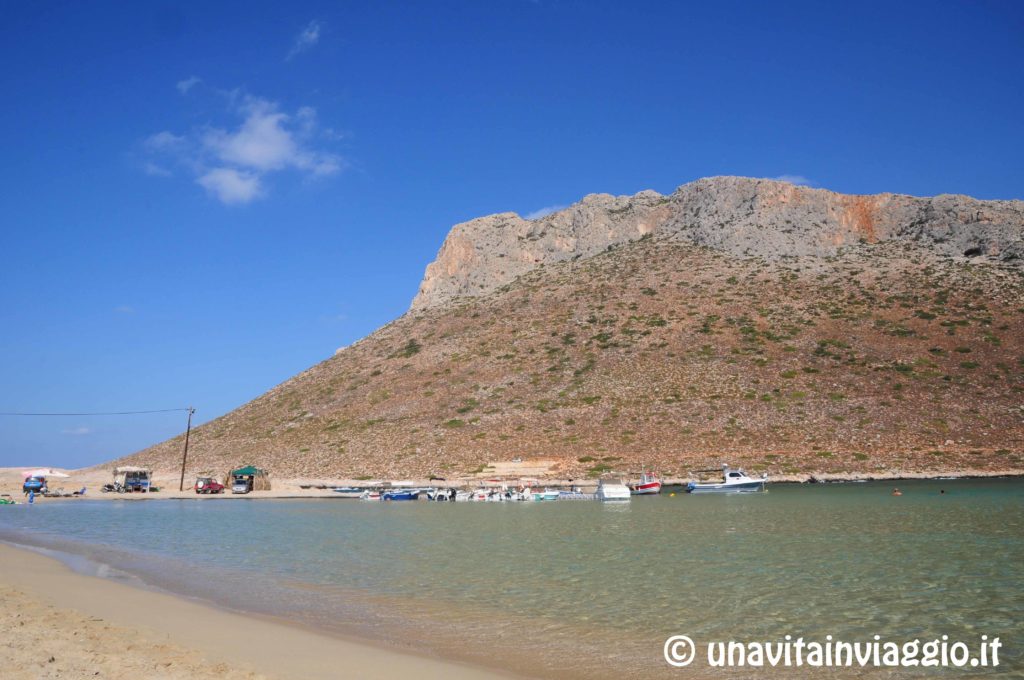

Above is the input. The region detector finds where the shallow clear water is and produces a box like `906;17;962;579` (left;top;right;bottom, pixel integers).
1;479;1022;678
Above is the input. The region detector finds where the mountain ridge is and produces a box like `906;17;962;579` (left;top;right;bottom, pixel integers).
412;176;1023;310
109;177;1024;480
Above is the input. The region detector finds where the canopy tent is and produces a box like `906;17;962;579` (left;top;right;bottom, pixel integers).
112;466;152;492
229;465;267;477
225;465;271;491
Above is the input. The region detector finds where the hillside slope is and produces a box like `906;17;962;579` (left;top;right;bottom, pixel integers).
114;179;1024;480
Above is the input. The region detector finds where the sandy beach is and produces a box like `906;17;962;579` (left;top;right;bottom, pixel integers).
0;544;513;680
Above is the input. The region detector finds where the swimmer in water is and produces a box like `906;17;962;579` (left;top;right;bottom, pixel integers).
892;488;902;496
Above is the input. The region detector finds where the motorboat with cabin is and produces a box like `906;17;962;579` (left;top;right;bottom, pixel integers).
686;465;767;493
595;478;631;501
382;489;420;501
630;470;662;495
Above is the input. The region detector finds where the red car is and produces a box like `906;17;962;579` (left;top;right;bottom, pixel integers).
194;477;225;494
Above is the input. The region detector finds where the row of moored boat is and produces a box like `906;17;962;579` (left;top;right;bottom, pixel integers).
332;465;767;502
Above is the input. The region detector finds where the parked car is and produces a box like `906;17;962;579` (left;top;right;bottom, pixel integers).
231;477;253;494
22;476;45;494
194;477;225;494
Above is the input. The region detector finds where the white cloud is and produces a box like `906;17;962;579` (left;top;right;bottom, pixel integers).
287;20;322;60
62;427;92;436
142;162;171;177
197;168;262;204
176;76;201;94
142;90;342;205
772;174;814;187
144;131;185;151
204;103;297;171
524;204;567;220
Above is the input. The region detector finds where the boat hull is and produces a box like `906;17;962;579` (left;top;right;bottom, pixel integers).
596;481;632;501
631;482;662;495
686;480;765;493
382;491;420;501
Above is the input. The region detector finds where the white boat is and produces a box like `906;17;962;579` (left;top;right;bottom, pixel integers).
630;470;662;495
332;486;365;498
359;490;382;501
427;488;456;501
595;479;631;501
687;465;767;493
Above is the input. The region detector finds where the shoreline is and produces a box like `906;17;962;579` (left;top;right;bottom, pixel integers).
2;466;1021;502
0;542;519;680
3;478;1020;679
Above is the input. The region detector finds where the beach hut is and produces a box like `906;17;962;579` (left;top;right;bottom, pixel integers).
225;465;271;494
113;466;152;492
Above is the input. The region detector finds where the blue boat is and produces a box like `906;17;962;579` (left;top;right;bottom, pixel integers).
381;489;420;501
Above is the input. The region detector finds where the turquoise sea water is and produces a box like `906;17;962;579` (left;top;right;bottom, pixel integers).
1;479;1022;678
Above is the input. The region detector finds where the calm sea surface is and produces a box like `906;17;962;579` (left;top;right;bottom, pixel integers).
1;479;1022;678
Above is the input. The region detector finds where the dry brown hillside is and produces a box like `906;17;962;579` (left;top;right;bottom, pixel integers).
115;231;1024;480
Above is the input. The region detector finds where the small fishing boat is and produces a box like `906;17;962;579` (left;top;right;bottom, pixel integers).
382;489;420;501
359;490;382;501
332;486;365;498
595;479;631;501
427;488;456;501
558;487;590;500
630;470;662;495
468;488;490;502
530;488;561;501
687;465;767;493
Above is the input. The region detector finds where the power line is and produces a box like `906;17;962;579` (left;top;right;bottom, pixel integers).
0;408;193;416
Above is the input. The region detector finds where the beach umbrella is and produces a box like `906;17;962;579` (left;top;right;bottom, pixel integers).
22;468;70;479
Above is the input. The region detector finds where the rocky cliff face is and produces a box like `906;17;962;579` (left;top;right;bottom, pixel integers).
412;176;1024;310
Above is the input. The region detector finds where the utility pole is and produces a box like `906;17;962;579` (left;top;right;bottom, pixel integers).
178;406;195;492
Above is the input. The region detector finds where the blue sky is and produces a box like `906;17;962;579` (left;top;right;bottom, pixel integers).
1;1;1022;469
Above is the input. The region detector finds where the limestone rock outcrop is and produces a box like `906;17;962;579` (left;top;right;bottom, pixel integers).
412;176;1023;310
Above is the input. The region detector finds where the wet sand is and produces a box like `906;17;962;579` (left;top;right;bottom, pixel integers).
0;544;514;680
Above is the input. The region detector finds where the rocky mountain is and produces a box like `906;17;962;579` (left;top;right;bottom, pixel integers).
413;176;1023;310
112;177;1024;481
